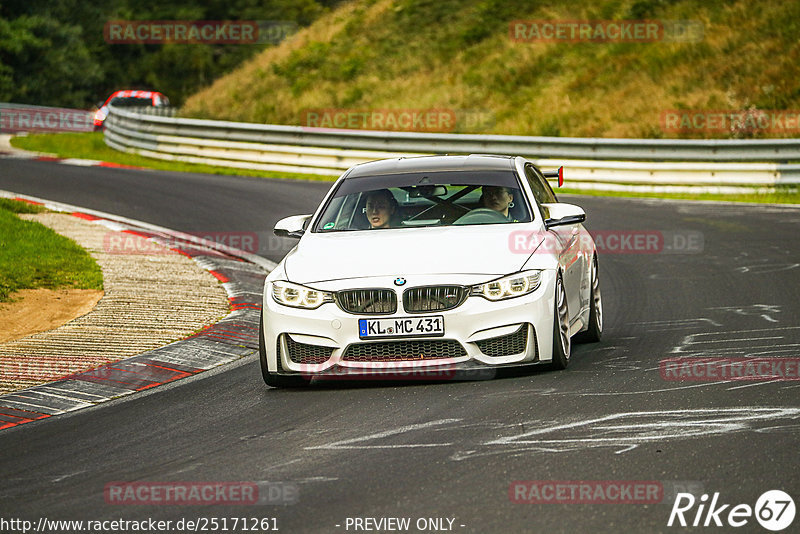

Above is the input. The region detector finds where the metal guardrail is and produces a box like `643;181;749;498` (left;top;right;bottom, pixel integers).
104;106;800;191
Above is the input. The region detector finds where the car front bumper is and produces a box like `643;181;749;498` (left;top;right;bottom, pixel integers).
262;271;558;377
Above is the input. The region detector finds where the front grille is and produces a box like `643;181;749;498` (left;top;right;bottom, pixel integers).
283;335;334;364
342;339;467;362
336;289;397;314
475;325;531;357
403;285;468;313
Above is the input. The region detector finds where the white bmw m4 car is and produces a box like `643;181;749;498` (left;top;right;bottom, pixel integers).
260;155;602;387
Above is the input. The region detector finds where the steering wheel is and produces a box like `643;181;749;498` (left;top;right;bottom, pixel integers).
453;208;509;225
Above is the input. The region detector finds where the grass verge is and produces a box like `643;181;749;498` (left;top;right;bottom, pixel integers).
9;132;333;182
0;199;103;302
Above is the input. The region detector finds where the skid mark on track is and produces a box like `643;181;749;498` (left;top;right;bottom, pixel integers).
303;409;800;461
451;407;800;461
662;306;796;360
709;304;782;323
735;263;799;275
551;382;722;396
726;381;777;391
584;354;645;373
671;326;800;357
487;408;796;444
631;318;722;331
305;418;462;450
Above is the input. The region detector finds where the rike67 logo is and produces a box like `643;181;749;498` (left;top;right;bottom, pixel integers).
668;490;795;531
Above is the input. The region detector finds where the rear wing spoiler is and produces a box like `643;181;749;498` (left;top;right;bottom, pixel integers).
542;166;564;187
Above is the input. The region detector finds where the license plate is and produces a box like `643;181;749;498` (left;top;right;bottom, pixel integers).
358;316;444;339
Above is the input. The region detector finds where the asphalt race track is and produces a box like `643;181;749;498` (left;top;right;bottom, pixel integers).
1;159;799;533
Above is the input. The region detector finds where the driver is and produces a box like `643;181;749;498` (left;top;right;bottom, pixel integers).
480;185;515;220
364;189;400;229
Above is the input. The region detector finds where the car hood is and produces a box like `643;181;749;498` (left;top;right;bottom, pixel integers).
283;225;543;284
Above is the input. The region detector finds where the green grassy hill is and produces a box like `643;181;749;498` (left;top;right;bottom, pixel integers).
182;0;800;139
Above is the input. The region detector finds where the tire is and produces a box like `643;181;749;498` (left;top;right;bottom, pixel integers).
259;310;308;388
548;273;571;370
575;256;603;343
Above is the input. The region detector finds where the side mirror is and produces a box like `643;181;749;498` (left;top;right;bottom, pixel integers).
542;203;586;229
274;214;312;238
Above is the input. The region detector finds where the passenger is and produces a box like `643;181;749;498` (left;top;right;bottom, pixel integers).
364;189;400;229
480;185;515;220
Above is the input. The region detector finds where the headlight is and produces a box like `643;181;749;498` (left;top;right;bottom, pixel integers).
471;271;542;301
271;281;334;309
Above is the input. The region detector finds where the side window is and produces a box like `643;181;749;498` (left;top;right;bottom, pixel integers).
524;164;558;205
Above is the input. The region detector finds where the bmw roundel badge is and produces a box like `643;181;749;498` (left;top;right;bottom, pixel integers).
394;277;406;286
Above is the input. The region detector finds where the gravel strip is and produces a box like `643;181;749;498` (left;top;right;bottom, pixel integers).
0;213;230;395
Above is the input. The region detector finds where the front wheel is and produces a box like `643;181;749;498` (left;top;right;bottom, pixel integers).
575;257;602;343
548;273;571;370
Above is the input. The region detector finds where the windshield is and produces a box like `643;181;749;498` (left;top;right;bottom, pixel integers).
108;95;168;107
313;170;532;232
